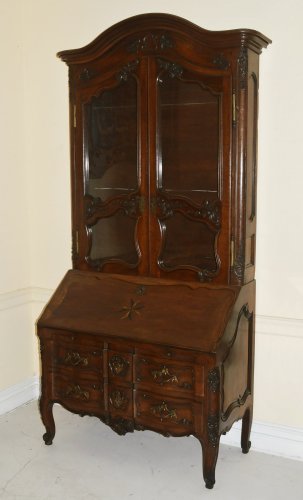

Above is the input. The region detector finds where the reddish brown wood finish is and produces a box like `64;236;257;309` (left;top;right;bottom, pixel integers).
38;13;270;490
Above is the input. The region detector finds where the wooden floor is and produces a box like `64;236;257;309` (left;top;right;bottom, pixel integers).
0;401;302;499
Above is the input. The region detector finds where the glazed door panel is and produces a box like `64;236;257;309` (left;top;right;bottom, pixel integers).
149;57;231;282
75;58;149;275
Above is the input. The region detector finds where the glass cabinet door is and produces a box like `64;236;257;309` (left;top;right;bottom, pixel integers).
153;59;225;281
82;71;143;272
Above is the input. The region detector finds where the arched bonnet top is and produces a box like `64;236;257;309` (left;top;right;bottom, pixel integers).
57;13;271;64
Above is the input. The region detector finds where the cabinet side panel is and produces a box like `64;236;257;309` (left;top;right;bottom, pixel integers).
231;49;260;285
244;52;259;283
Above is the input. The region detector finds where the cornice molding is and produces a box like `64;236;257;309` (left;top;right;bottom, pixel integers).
57;13;271;64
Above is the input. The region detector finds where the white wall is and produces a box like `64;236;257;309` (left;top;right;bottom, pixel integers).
1;0;302;429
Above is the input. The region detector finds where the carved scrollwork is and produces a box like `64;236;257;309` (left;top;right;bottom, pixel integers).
116;59;139;81
109;355;129;377
223;304;253;361
128;34;173;53
207;414;220;447
158;58;183;79
85;194;144;223
221;389;251;422
153;196;221;229
100;415;134;436
197;268;219;283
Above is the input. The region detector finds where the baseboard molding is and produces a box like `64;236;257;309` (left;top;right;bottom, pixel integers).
255;314;303;339
0;286;53;311
221;419;303;461
0;376;39;415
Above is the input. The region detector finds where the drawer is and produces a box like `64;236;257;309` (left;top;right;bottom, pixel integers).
108;384;133;418
51;329;102;347
135;356;201;397
53;342;103;373
53;372;104;412
135;391;199;436
108;350;132;383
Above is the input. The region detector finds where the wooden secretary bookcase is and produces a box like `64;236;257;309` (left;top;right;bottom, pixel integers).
37;14;271;489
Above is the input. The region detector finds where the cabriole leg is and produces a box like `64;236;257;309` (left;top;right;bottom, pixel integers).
241;407;252;454
39;397;55;445
199;438;220;489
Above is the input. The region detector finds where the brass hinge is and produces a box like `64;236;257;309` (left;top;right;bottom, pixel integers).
232;91;236;123
230;239;235;267
73;104;77;128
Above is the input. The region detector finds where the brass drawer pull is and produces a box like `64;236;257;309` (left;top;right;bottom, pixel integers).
151;401;177;421
64;352;88;367
64;384;89;401
151;366;178;385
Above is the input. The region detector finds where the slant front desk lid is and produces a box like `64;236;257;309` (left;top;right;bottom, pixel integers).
38;270;240;352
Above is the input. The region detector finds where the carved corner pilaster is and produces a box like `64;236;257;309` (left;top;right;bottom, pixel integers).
208;368;220;393
238;46;248;89
207;414;220;448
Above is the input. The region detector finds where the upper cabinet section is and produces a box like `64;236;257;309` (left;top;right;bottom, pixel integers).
58;14;270;284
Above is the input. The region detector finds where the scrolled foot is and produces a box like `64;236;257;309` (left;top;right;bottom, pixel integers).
43;432;54;445
241;407;253;454
242;440;251;454
205;478;215;489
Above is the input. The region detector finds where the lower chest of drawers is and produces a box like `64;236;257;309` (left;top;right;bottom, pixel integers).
42;330;206;436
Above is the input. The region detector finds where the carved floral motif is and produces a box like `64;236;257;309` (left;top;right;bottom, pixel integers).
128;34;173;53
213;54;230;70
158;58;183;78
117;59;139;81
